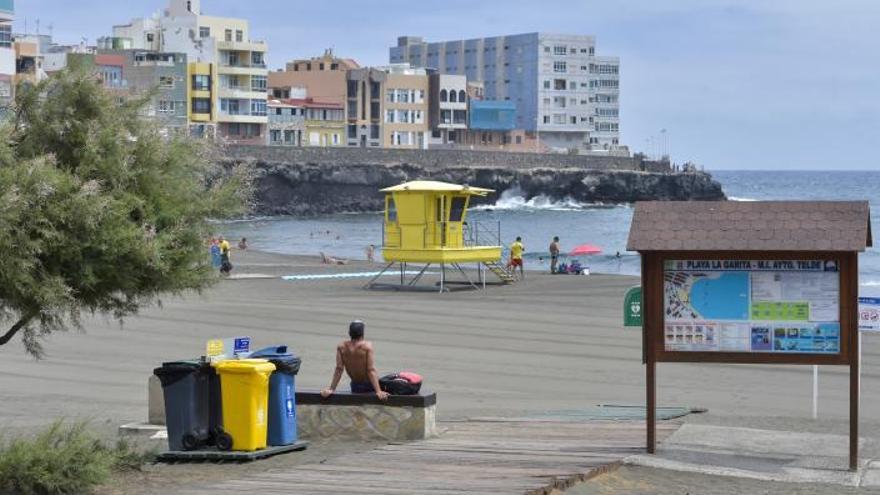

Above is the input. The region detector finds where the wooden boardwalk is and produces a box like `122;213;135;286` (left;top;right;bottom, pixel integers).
180;419;678;495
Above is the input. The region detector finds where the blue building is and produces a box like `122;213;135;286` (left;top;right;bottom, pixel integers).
391;33;621;154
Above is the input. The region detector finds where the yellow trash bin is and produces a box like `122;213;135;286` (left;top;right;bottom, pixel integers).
212;359;276;451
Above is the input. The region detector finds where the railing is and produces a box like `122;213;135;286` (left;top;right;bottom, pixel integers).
464;220;502;247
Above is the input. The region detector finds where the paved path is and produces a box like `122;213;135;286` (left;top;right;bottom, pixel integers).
179;419;678;495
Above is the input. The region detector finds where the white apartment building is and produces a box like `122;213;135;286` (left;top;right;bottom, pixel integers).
0;0;14;108
391;33;622;154
110;0;268;143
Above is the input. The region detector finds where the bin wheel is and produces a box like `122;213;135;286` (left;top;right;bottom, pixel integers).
216;432;233;451
181;433;199;451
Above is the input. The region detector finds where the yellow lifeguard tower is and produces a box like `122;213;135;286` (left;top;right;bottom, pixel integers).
364;180;514;291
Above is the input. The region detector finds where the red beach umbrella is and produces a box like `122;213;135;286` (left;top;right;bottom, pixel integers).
569;244;602;256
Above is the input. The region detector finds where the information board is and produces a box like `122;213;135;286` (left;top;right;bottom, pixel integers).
663;260;840;354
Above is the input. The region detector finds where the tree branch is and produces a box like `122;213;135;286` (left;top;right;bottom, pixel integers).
0;310;38;346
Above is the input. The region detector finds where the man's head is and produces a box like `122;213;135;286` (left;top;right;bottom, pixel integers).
349;320;365;340
516;236;522;242
218;235;225;242
553;236;559;242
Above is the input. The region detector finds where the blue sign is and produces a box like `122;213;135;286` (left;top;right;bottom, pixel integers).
234;337;250;354
859;297;880;332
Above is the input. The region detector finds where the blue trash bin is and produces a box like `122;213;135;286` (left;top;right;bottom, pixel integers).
250;345;302;446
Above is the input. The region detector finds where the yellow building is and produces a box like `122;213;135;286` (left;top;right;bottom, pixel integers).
367;180;513;291
187;62;217;138
302;99;345;147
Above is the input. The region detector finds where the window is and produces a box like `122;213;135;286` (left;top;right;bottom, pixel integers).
251;75;267;92
191;98;211;114
225;29;232;42
570;80;577;90
251;52;265;67
332;133;339;145
459;90;466;102
570;116;577;124
440;89;447;102
146;33;154;43
543;80;550;89
553;114;566;124
236;30;243;42
553;79;566;90
553;96;566;108
515;135;522;144
544;46;550;53
192;74;211;91
449;197;467;221
159;76;174;88
553;45;567;56
251;99;267;116
386;89;396;102
387;197;397;222
449;90;457;103
385;110;395;123
589;46;595;55
543;115;550;124
599;79;619;89
570;98;577;105
157;100;174;113
199;26;210;38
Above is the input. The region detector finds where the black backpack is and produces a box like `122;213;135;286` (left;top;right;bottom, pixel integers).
379;372;422;395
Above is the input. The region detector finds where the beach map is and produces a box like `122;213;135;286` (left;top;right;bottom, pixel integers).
663;260;840;354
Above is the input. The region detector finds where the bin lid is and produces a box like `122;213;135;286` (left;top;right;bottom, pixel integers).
250;346;302;375
211;358;276;374
153;360;204;386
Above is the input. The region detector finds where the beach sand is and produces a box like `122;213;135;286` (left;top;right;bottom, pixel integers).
2;249;880;493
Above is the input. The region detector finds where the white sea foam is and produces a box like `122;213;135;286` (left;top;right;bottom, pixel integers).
474;187;621;211
728;196;759;202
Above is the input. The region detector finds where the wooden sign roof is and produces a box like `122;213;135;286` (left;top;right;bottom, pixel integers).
627;201;872;252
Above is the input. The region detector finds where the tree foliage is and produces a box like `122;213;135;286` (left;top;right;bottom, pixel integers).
0;68;251;357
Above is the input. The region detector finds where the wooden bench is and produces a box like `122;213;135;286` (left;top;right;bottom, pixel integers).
295;389;438;442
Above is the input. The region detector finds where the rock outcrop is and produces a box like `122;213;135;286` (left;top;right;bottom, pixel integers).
220;146;726;216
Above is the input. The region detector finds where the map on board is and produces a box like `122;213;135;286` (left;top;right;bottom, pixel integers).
663;260;840;354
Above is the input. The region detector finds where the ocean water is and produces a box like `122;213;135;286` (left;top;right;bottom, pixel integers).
218;170;880;291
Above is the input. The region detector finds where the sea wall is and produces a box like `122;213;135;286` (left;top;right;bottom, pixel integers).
220;145;726;216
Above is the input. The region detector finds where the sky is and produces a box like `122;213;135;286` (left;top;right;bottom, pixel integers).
14;0;880;170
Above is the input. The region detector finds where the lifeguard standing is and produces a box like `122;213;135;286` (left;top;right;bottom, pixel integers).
365;180;515;291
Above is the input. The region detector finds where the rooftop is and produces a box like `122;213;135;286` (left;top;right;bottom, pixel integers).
381;181;494;195
627;201;873;252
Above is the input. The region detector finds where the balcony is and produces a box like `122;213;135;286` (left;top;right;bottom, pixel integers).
216;40;267;53
218;86;266;100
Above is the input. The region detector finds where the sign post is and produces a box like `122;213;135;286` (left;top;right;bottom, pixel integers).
627;200;872;471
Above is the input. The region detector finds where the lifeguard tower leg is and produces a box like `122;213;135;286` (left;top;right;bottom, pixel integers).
453;263;479;290
408;264;431;286
363;262;394;289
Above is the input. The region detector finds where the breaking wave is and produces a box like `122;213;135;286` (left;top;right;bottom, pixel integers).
728;196;758;202
474;187;620;211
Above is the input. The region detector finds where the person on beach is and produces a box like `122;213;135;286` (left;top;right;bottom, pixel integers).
549;236;560;274
365;244;376;263
238;237;248;250
209;238;221;270
509;236;525;280
321;321;389;400
218;236;232;276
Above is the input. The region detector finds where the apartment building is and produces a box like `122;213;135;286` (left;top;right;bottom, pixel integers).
110;0;268;143
346;65;428;149
268;99;305;146
390;33;621;154
269;49;358;102
428;73;467;146
302;98;345;147
0;0;14;108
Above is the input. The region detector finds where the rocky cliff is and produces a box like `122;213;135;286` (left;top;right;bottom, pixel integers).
220;146;726;216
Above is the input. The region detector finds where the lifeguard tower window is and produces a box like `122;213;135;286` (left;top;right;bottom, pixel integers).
387;197;397;222
450;197;467;222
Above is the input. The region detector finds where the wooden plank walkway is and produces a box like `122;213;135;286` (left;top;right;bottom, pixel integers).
179;419;678;495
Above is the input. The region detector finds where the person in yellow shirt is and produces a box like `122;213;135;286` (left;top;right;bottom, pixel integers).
218;236;232;276
508;236;525;280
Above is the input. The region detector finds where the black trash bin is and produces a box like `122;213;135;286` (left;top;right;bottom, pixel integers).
153;360;218;451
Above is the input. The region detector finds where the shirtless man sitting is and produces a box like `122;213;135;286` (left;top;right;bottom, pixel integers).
321;321;389;400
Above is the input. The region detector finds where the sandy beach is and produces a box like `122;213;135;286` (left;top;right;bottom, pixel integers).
2;249;880;493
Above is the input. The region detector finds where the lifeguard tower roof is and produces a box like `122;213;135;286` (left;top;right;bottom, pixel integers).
380;181;493;195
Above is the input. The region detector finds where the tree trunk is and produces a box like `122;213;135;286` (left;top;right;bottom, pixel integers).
0;311;37;346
